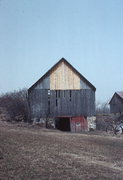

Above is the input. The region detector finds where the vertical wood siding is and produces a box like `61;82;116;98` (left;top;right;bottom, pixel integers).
30;62;93;91
50;61;80;90
34;76;50;89
28;89;95;119
110;94;123;113
28;89;48;118
80;79;91;89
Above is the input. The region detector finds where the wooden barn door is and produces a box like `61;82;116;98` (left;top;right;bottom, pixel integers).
71;117;88;132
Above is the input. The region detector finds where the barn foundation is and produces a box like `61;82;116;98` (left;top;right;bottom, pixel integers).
31;116;96;132
55;116;96;132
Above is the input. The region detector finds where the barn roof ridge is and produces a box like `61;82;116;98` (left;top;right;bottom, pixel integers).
28;57;96;92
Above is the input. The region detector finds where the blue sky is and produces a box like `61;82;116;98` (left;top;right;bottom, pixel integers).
0;0;123;102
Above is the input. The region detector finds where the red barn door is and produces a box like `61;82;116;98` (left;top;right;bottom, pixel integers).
71;117;88;132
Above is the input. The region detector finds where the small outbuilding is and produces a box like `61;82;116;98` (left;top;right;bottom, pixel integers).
28;58;96;132
109;92;123;114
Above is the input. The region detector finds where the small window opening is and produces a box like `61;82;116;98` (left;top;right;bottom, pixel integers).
56;90;57;98
48;98;50;106
48;89;50;109
48;89;50;96
58;90;60;98
70;90;72;101
56;99;58;106
55;90;59;107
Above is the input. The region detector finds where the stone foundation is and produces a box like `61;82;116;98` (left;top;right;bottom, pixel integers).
87;116;96;131
31;116;96;131
32;117;55;128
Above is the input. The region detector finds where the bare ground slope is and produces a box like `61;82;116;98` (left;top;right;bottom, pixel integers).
0;121;123;180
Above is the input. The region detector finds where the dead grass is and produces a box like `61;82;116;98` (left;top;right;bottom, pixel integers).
0;120;123;180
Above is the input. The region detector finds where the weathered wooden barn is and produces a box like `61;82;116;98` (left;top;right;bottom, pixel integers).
28;58;96;132
109;92;123;114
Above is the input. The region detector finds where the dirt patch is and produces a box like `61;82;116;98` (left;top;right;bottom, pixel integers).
0;120;123;180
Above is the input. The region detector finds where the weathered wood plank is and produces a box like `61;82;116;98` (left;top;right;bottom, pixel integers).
28;89;95;119
110;93;123;113
50;61;80;90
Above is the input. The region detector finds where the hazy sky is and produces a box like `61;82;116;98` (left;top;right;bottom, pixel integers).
0;0;123;102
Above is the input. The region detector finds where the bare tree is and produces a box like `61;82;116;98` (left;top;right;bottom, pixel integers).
0;89;29;122
96;100;110;114
96;100;110;130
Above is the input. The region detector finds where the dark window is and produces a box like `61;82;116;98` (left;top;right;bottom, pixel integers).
48;89;50;111
70;90;72;101
48;89;50;96
58;90;60;98
55;90;58;106
48;89;50;101
56;90;58;98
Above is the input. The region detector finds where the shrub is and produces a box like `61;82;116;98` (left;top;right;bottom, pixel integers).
0;89;29;122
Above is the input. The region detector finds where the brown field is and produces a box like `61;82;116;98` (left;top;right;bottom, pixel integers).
0;121;123;180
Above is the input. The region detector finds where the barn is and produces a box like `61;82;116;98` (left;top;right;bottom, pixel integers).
28;58;96;132
109;92;123;114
